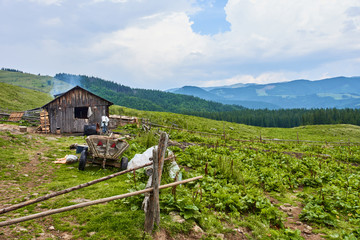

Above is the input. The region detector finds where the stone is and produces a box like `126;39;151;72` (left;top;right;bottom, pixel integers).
284;203;292;207
48;226;55;230
216;233;225;239
17;227;28;232
192;224;204;233
62;233;72;240
169;212;185;223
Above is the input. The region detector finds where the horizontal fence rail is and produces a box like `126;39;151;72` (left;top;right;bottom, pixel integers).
0;176;202;227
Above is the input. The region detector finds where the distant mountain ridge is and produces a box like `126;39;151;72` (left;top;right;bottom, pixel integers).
168;77;360;109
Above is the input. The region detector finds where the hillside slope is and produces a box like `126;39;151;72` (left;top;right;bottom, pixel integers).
0;82;53;111
172;77;360;109
54;73;244;113
0;70;73;95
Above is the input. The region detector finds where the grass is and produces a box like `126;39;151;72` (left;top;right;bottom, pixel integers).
1;108;360;239
0;70;54;93
110;105;360;142
0;82;53;111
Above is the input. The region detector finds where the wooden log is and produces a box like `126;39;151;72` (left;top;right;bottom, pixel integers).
0;176;203;227
0;156;175;215
151;148;162;230
144;150;157;233
154;132;168;226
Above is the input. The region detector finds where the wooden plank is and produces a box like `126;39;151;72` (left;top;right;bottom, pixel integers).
0;177;202;227
8;112;24;122
0;159;177;214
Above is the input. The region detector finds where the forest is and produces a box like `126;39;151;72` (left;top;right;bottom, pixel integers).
55;73;360;128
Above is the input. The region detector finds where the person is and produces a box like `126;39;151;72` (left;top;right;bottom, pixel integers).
101;115;109;134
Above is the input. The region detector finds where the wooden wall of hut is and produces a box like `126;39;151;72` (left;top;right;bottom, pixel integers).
43;87;111;133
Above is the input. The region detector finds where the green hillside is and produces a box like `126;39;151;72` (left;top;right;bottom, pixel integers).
0;70;73;95
0;82;53;111
1;108;360;239
111;105;360;143
0;70;53;93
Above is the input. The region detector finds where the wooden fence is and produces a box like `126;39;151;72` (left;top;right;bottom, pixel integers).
0;132;202;233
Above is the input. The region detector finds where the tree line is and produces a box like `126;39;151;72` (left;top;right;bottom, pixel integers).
186;108;360;128
55;73;360;128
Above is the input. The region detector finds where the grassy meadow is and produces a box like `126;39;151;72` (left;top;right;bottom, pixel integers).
0;82;53;111
0;106;360;239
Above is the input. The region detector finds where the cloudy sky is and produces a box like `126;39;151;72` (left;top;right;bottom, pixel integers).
1;0;360;90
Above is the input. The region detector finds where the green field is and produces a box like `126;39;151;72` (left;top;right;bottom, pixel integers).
0;70;73;96
0;82;53;111
0;106;360;239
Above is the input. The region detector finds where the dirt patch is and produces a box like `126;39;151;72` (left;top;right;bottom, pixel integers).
278;202;325;240
0;124;71;240
0;124;36;134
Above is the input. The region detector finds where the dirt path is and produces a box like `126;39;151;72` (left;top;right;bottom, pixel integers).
267;193;324;240
0;124;73;240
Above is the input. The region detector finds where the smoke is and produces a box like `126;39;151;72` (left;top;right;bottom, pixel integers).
50;74;82;97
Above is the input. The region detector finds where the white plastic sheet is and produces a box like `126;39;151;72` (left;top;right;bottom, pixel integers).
127;146;182;181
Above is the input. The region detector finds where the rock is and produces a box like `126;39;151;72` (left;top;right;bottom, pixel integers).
48;226;55;230
89;232;96;236
46;137;58;141
216;233;225;239
295;221;302;225
169;212;185;223
67;167;75;169
287;212;293;217
303;225;312;234
192;224;204;233
23;174;29;177
71;198;91;203
61;233;72;240
17;227;28;232
284;203;292;207
32;192;39;196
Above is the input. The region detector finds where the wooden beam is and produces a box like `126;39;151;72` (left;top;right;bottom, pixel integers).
0;176;202;227
0;156;175;215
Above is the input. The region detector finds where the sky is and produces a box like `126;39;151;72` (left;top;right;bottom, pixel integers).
1;0;360;90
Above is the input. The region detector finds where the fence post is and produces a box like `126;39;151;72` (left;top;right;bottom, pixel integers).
144;132;169;233
155;132;168;225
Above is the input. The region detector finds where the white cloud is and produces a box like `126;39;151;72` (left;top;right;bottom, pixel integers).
201;72;290;87
29;0;63;5
223;0;360;58
2;0;360;89
89;12;209;83
41;17;62;26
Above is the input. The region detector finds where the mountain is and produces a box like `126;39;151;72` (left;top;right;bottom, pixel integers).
169;77;360;109
53;73;244;114
0;70;244;114
2;69;360;128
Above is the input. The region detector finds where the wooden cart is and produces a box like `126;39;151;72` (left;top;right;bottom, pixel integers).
78;135;129;170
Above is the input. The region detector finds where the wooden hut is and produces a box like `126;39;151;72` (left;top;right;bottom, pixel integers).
41;86;113;134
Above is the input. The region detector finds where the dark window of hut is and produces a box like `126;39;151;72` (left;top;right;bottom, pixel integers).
74;107;88;119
